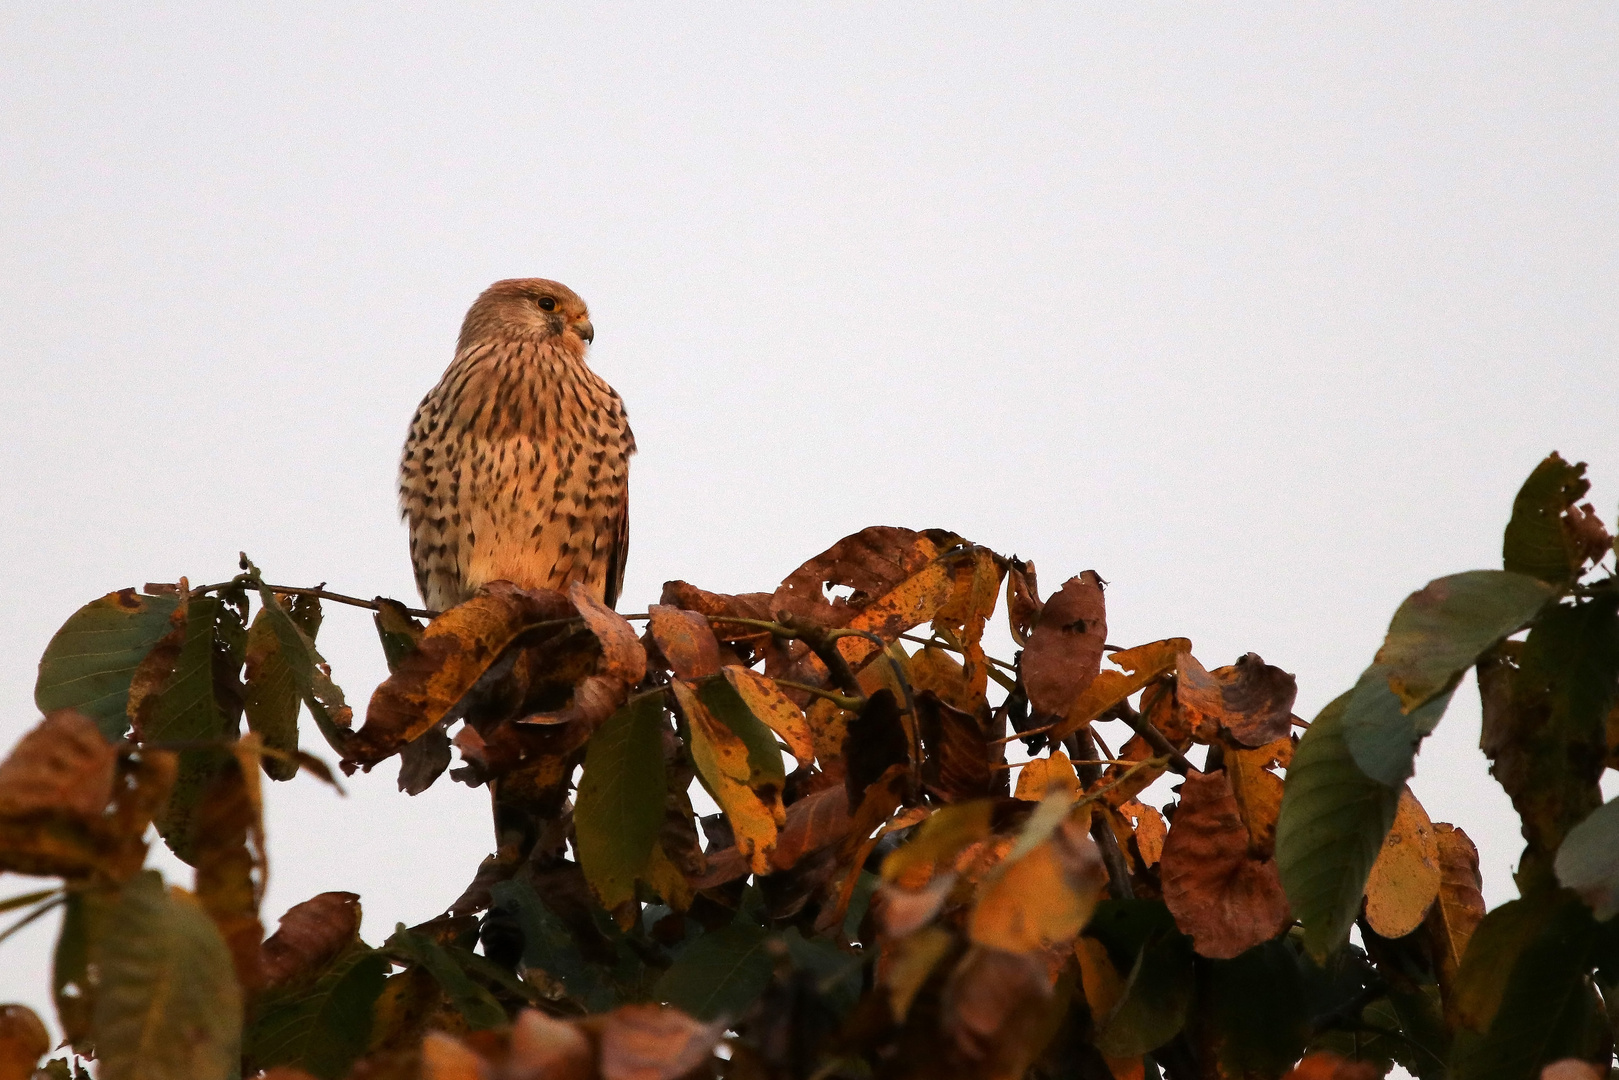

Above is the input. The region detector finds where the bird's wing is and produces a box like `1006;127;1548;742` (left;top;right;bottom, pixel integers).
603;499;629;610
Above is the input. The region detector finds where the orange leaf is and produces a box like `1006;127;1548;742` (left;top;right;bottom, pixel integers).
1014;750;1081;802
1052;639;1190;743
1226;737;1290;857
646;605;721;680
589;1003;724;1080
671;680;780;874
1423;822;1486;1000
971;797;1107;953
1175;652;1297;748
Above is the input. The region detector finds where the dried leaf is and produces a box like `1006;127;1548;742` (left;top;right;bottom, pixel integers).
1282;1053;1381;1080
589;1002;724;1080
908;644;981;715
1006;558;1043;647
1117;799;1167;868
882;924;955;1021
261;892;363;987
1175;652;1297;748
353;584;573;764
570;582;648;685
1160;770;1290;959
1225;738;1289;857
770;785;852;872
646;606;721;680
1423;823;1486;1002
1014;750;1080;802
918;691;1003;802
942;946;1058;1077
0;710;116;823
1052;638;1191;743
970;803;1106;953
1363;788;1441;939
1022;572;1107;717
506;1009;594;1080
192;738;267;991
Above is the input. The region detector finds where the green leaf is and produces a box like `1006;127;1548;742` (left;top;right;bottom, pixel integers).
1452;891;1607;1080
242;607;302;781
35;590;181;740
244;942;388;1080
653;921;774;1021
1206;939;1311;1077
142;597;236;865
1276;692;1401;962
1503;453;1591;585
1342;663;1457;787
372;599;423;673
695;676;788;787
1555;798;1619;922
575;694;669;909
245;581;352;758
782;929;864;1017
1085;901;1195;1057
491;877;634;1013
1376;570;1556;711
53;890;97;1053
92;870;242;1080
384;924;507;1030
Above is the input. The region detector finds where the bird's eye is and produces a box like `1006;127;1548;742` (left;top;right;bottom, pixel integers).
537;296;557;312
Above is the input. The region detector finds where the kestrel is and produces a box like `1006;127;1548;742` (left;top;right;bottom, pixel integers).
399;279;635;612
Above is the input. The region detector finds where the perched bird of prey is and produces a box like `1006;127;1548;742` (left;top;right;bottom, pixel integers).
399;279;635;612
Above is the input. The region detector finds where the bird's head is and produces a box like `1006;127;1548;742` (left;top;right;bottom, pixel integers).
459;278;595;353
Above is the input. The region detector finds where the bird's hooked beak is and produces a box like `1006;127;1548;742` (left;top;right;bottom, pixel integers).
573;318;594;344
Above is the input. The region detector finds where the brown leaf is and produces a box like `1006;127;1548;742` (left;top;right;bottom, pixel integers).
1052;638;1191;743
0;710;115;822
1159;769;1291;958
1014;750;1081;802
193;737;267;991
1282;1053;1382;1080
942;945;1059;1076
918;691;1004;803
1562;503;1612;568
1542;1061;1606;1080
646;606;721;680
773;526;952;626
588;1002;724;1080
0;1004;49;1080
570;582;648;685
352;583;574;765
1422;822;1486;1001
1175;652;1298;748
1364;788;1441;939
882;799;994;890
844;690;911;808
770;785;852;872
1022;573;1107;717
1225;738;1290;857
932;547;1007;703
398;725;453;795
260;891;363;987
1006;558;1043;647
1096;735;1167;810
506;1009;594;1080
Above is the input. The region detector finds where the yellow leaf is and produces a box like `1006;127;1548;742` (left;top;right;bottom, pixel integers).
720;667;816;768
1014;751;1081;802
672;680;779;874
1364;788;1441;939
1053;639;1191;742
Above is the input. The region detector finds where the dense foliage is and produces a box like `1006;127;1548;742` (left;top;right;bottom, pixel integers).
2;453;1617;1080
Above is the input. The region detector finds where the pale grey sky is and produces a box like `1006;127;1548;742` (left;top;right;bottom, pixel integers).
2;4;1616;1025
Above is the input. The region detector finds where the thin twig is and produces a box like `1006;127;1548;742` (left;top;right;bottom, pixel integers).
0;896;66;949
1107;702;1194;775
774;680;863;711
896;632;1019;673
189;575;438;620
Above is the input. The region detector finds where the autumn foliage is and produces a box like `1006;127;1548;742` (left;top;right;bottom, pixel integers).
3;453;1619;1080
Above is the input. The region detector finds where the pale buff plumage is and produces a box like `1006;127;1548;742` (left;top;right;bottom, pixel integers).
399;279;635;612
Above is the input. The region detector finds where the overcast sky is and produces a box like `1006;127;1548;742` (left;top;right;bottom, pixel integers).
3;5;1617;1024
